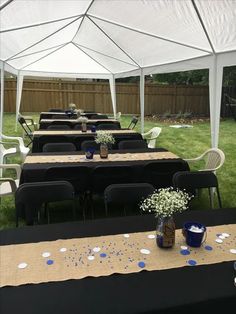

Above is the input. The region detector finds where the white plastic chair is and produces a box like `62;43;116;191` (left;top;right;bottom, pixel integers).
142;127;162;148
184;148;225;172
0;135;30;162
0;163;21;198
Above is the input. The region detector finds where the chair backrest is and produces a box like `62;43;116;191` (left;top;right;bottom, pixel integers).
145;127;162;148
104;183;154;205
18;117;33;143
45;166;90;194
116;112;121;120
127;116;138;129
49;108;64;112
91;114;108;119
118;140;148;150
52;114;69;119
172;170;222;208
81;140;100;151
143;160;190;189
96;123;120;130
47;124;71;130
104;182;154;215
201;148;225;171
15;181;75;225
91;165;134;194
42;142;77;152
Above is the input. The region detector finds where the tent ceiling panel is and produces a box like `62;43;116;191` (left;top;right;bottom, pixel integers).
0;16;81;60
91;17;209;68
7;44;66;69
75;45;139;74
197;0;236;52
23;43;110;74
73;17;138;66
0;0;90;31
8;18;82;61
89;0;212;52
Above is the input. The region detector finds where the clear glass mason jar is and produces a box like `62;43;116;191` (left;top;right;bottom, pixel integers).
100;143;108;158
156;216;175;248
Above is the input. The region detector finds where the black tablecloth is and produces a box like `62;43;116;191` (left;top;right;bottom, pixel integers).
0;208;236;314
39;119;121;130
32;131;142;152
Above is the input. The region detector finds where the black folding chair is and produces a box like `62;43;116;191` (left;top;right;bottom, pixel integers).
15;181;76;226
18;116;34;146
118;140;147;150
42;142;77;152
127;116;138;129
89;165;135;216
104;183;154;216
91;114;108;119
96;123;120;130
45;166;91;220
47;124;71;130
172;171;222;209
81;140;100;152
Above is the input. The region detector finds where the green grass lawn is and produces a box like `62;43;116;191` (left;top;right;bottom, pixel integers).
1;113;236;229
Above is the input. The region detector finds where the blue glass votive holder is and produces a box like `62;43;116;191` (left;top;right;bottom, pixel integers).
85;148;95;159
91;125;96;133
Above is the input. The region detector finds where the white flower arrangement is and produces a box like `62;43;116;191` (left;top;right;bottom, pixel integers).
140;187;193;218
95;131;115;145
68;103;76;110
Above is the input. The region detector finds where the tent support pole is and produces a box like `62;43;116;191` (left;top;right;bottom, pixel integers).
109;75;117;119
15;72;24;131
209;55;223;148
0;62;5;165
140;69;145;133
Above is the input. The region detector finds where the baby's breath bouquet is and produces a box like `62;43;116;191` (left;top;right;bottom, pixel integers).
95;131;115;145
140;187;192;218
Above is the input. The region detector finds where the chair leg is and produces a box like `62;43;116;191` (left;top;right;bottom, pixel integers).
208;188;214;209
216;187;222;208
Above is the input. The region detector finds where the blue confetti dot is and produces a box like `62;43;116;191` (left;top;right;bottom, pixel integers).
47;259;54;265
180;249;190;255
100;253;107;258
138;261;145;268
205;245;213;251
188;259;197;266
216;233;221;237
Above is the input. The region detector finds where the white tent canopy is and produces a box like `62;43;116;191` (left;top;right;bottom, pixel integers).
0;0;236;147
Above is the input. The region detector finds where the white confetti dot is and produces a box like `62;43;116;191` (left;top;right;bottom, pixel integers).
147;234;155;239
222;233;230;238
230;249;236;254
140;249;151;255
42;252;51;258
215;239;223;243
181;246;188;250
88;256;95;261
59;248;67;252
18;262;27;269
218;235;225;239
123;234;130;238
93;247;101;253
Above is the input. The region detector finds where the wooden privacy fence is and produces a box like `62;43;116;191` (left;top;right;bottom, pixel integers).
4;79;212;116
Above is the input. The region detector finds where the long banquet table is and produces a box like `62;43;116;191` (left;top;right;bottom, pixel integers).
39;111;99;120
39;118;120;130
20;149;189;187
0;207;236;314
32;129;143;152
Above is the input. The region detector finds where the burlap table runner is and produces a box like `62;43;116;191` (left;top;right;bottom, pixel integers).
33;130;137;135
24;151;178;164
1;224;235;287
